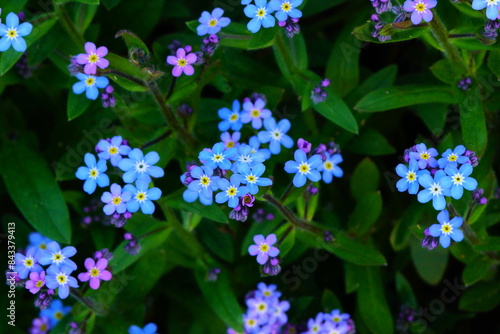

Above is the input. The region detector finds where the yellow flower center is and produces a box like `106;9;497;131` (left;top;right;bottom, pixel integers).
264;291;271;296
448;154;458;162
40;324;47;331
333;316;341;322
324;162;333;170
247;319;256;326
281;2;292;11
259;244;269;252
213;154;223;162
257;8;266;18
112;197;122;205
201;176;210;185
108;147;118;154
7;29;17;38
36;280;44;288
86;77;95;86
229;113;239;121
406;171;416;182
88;54;99;63
257;303;267;311
40;243;47;250
90;268;100;277
208;19;218;27
251;109;261;117
57;275;67;284
54;254;62;261
137;192;146;200
441;223;453;234
247;175;256;183
420;152;430;160
227;187;237;196
177;58;187;67
416;3;426;12
25;259;33;267
55;312;64;319
226;141;235;148
89;168;99;178
299;163;310;173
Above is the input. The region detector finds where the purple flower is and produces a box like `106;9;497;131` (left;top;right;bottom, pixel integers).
96;135;131;167
221;131;241;148
77;257;112;290
166;47;196;77
25;271;46;294
29;316;50;334
101;183;133;215
197;8;231;36
408;143;438;169
75;42;109;75
241;98;272;129
37;242;78;271
297;138;312;153
248;234;279;265
428;210;464;248
45;265;79;299
14;247;42;279
403;0;437;25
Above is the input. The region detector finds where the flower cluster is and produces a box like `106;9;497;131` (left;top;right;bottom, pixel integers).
302;310;355;334
0;12;33;52
472;0;500;20
30;299;72;333
76;136;164;226
243;0;304;34
396;144;478;211
310;78;330;104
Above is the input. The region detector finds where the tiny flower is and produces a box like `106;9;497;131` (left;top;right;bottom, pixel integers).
232;144;266;172
241;97;272;129
216;174;250;208
118;148;165;183
318;152;343;184
322;321;349;334
304;313;324;334
40;299;72;327
428;210;464;248
408;143;438;169
28;232;53;252
128;323;159;334
238;163;273;194
183;165;220;205
417;170;451;210
248;233;279;265
96;135;131;167
198;142;238;170
72;73;109;100
124;180;162;214
395;159;428;194
257;117;294;155
15;247;42;279
76;153;110;194
45;265;79;299
472;0;500;20
247;296;272;323
243;314;260;333
403;0;437;25
166;47;196;77
249;135;271;160
297;138;312;153
440;164;478;200
218;99;243;131
101;183;133;215
0;12;33;52
78;257;112;290
75;42;109;75
29;316;50;334
437;145;469;169
244;0;276;33
269;0;303;21
284;149;322;187
221;131;241;148
197;8;231;36
256;282;281;299
38;242;78;271
325;309;350;326
25;271;46;294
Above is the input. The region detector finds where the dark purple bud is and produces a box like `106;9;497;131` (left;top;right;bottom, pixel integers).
251;93;267;104
324;230;334;242
178;104;194;118
207;268;221;281
94;248;113;261
479;197;488;205
472;188;484;201
69;322;84;334
422;228;439;250
17;12;26;21
168;40;183;54
265;213;275;220
346;318;356;334
124;233;134;241
35;290;54;310
371;14;381;22
262;257;281;276
297;138;312;153
193;51;205;66
209;34;219;43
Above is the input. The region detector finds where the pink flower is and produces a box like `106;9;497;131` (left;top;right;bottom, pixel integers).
77;258;112;290
25;271;46;294
166;47;197;77
75;42;110;75
248;234;280;265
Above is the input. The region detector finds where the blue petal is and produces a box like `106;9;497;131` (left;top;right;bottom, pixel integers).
183;189;199;202
247;17;262;33
451;185;463;200
418;174;433;188
73;81;87;94
95;76;109;88
408;181;419;194
269;140;281;154
275;10;288;22
244;4;258;18
0;36;11;51
258;130;272;143
127;199;140;212
439;234;450;248
428;224;442;237
308;170;321;182
322;171;332;184
96;174;109;187
395;164;408;177
437;210;449;224
17;22;33;36
147;187;162;200
288;8;302;18
450;229;464;242
396;179;409;192
148;166;164;178
197;24;209;36
6;13;20;28
417;189;432;203
86;86;99;100
76;167;89;180
450;217;463;229
215;192;228;204
463;177;477;191
486;4;498;20
293;173;306;187
281;135;294;148
11;37;27;52
83;178;97;194
140;200;155;214
432;195;446;210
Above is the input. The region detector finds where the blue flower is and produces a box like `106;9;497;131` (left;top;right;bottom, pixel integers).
39;299;72;328
183;166;221;205
241;98;272;129
249;135;271;160
417;170;451;210
14;247;42;279
428;210;464;248
216;174;249;208
72;73;109;100
237;163;273;194
256;282;282;299
304;312;324;334
269;0;303;21
0;13;33;52
28;232;53;252
231;144;266;172
218;100;243;131
220;131;241;148
45;265;79;299
128;323;159;334
75;153;110;194
257;117;294;155
118;148;164;183
198;142;237;170
38;241;78;271
284;149;322;187
395;159;429;194
409;143;438;169
244;0;276;33
318;152;343;184
124;180;162;214
440;164;478;200
323;309;350;326
96;136;131;167
437;145;469;169
472;0;500;20
197;8;231;36
101;183;133;215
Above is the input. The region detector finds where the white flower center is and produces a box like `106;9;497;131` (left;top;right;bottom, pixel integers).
212;153;224;163
200;176;211;187
88;53;99;63
23;256;34;268
51;251;66;265
440;222;453;235
6;28;18;39
447;153;458;162
415;1;427;12
135;191;148;202
85;76;96;87
208;18;218;27
90;267;100;278
246;174;258;184
226;186;238;197
108;146;119;155
487;0;499;6
88;167;99;179
420;151;430;160
429;182;442;196
134;160;149;173
229;113;239;122
239;155;253;163
271;130;282;140
176;58;187;67
324;161;334;170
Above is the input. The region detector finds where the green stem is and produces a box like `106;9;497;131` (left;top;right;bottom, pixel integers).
165;77;177;101
55;4;85;46
277;226;294;246
140;130;172;150
280;181;295;204
100;69;147;88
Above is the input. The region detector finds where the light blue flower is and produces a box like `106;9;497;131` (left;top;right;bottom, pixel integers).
198;142;237;170
128;323;158;334
440;164;478;200
118;148;164;183
257;117;293;155
216;174;249;208
218;100;243;131
28;232;53;253
101;183;133;215
249;135;271;160
323;309;350;326
183;165;220;205
318;152;343;184
72;73;109;100
124;181;162;214
237;163;273;194
284;149;322;187
75;153;110;195
417;170;451;210
472;0;500;20
244;0;276;33
395;159;428;194
437;145;469;169
231;144;266;172
0;13;32;52
45;265;79;299
409;143;438;169
37;241;78;272
97;136;131;167
428;210;464;248
197;8;231;36
39;299;72;328
269;0;303;21
14;247;42;279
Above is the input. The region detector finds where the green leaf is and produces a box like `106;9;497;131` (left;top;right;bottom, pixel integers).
101;0;122;10
272;30;308;81
0;15;58;76
449;26;500;51
350;158;380;200
430;59;459;85
0;140;71;243
462;255;493;286
322;289;342;311
456;87;488;156
390;203;424;251
410;236;448;285
451;1;485;18
275;224;295;258
54;0;99;4
67;89;93;121
459;281;500;312
488;50;500;78
106;53;148;92
195;265;244;332
357;266;394;334
414;103;448;133
115;29;151;55
355;85;457;112
248;26;278;49
474;236;500;251
321;233;387;266
348;127;396;155
197;221;234;262
396;271;418;309
348;191;382;235
344;262;361;293
353;21;429;44
74;3;99;33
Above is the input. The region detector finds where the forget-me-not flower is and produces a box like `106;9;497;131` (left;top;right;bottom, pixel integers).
118;148;164;183
257;117;293;155
284;149;322;187
440;163;478;200
76;153;110;194
72;73;109;100
244;0;276;33
417;170;451;210
197;8;231;36
428;210;464;248
124;180;162;214
218;100;243;131
0;12;33;52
